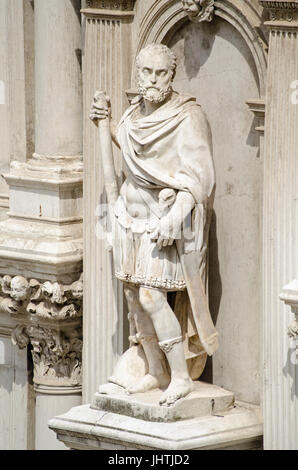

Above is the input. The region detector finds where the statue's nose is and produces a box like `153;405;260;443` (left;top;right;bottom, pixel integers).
150;73;157;84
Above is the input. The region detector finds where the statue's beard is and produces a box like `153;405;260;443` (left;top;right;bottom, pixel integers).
138;84;172;104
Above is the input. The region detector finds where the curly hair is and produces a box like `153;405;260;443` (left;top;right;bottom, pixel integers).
136;44;177;81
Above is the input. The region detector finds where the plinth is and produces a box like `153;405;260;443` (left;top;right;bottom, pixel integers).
49;382;263;450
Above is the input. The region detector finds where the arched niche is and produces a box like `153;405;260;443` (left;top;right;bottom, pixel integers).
133;0;267;404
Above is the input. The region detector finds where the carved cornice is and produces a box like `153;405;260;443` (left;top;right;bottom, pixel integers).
85;0;135;9
260;0;298;27
12;324;82;387
0;274;83;320
82;0;136;18
246;99;266;134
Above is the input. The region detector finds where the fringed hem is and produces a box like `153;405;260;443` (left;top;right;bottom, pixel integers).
115;271;186;291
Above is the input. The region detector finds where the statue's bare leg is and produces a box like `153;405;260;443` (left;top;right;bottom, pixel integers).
124;284;170;393
139;287;194;406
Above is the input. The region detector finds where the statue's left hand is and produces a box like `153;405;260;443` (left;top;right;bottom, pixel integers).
150;216;182;250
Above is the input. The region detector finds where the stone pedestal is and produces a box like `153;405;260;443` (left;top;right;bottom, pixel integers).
49;388;262;450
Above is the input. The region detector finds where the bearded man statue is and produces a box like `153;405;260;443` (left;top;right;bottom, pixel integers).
90;44;218;407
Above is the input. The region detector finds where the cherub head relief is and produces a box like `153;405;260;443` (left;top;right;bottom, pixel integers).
10;276;30;302
182;0;214;23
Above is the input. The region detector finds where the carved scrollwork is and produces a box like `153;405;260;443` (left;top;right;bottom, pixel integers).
0;273;83;320
182;0;214;23
12;324;82;386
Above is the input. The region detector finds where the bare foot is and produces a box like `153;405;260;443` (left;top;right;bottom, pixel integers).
127;373;169;394
159;377;194;406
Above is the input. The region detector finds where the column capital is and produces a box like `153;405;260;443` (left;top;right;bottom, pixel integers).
7;274;83;388
260;0;298;29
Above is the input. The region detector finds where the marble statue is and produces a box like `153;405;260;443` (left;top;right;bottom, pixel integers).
90;43;218;407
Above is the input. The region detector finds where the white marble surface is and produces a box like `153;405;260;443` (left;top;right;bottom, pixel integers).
49;401;262;450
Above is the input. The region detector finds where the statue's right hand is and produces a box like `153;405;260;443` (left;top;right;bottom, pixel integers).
89;91;111;123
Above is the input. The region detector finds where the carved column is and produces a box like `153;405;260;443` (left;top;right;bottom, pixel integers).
81;0;135;403
0;0;35;218
0;0;83;450
260;0;298;450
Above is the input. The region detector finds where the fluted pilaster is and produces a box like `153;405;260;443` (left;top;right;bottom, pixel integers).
82;0;135;403
260;0;298;450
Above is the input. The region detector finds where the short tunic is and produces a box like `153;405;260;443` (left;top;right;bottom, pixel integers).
112;188;186;291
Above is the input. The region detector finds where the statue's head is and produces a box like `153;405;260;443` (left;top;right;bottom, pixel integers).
10;276;30;302
182;0;214;22
136;44;177;104
182;0;202;17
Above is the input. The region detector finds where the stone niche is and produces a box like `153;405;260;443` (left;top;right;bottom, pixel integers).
164;14;262;404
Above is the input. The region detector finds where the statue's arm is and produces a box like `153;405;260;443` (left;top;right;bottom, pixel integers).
110;119;120;149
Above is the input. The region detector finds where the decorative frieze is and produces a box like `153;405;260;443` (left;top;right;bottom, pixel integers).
260;0;298;27
0;274;83;320
1;273;83;387
86;0;135;9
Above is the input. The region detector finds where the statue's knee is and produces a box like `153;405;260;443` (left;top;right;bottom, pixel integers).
139;288;163;314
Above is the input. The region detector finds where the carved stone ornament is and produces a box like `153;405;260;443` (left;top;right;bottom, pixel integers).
259;1;298;22
182;0;215;23
86;0;135;10
12;324;82;386
280;279;298;340
0;273;83;319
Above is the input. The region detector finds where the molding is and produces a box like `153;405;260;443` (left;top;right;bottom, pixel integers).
260;1;298;9
260;0;298;28
0;194;9;210
81;0;136;19
85;0;135;9
246;99;266;134
34;384;82;395
82;8;135;19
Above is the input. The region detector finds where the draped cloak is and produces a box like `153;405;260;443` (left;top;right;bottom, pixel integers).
115;92;219;364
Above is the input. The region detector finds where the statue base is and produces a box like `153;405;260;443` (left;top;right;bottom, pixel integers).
49;382;263;450
91;381;234;422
